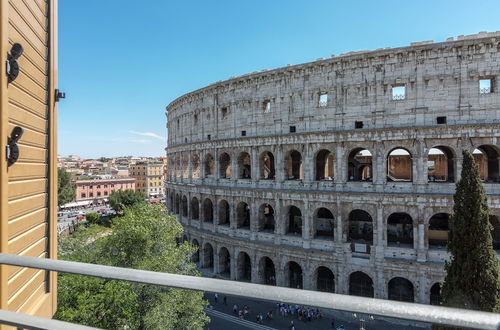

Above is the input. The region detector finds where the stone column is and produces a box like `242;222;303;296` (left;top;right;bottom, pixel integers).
276;145;285;183
302;266;313;290
374;268;385;299
188;152;193;182
214;149;220;180
415;138;427;185
250;199;258;240
335;199;343;243
336;143;345;184
303;145;313;182
251;254;259;284
374;141;384;185
275;261;285;287
302;200;311;248
200;151;206;179
213;197;219;233
251;149;258;182
231;152;238;180
230;248;237;280
417;205;427;262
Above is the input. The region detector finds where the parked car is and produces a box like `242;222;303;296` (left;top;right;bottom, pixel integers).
98;208;106;213
76;215;85;220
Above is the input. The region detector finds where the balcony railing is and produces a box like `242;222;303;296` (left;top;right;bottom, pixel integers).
0;253;499;330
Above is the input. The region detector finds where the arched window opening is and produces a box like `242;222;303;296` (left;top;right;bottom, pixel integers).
192;154;200;178
236;202;250;229
349;272;374;298
260;257;276;285
202;243;214;271
218;200;230;226
182;235;188;242
181;196;188;217
219;153;231;178
237;252;252;282
314;208;334;239
260;151;275;179
317;267;335;293
387;213;413;247
387;148;412;182
388;277;414;302
316;149;334;180
430;283;442;305
287;206;302;236
191;240;200;263
258;204;275;232
428;147;455;182
204;154;215;178
348;148;372;181
191;197;199;220
348;210;373;244
175;194;180;214
287;261;303;289
474;146;500;182
218;247;230;278
238;152;251;179
490;215;500;251
429;213;450;248
285;150;302;180
203;199;214;223
169;194;174;212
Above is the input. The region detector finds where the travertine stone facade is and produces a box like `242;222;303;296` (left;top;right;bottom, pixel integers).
165;32;500;304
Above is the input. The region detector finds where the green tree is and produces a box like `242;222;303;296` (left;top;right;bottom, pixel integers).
108;189;145;214
437;150;500;327
55;204;208;329
58;169;75;206
85;212;101;225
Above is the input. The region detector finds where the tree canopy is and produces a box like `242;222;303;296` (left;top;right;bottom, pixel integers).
108;189;145;214
58;169;75;206
55;203;208;329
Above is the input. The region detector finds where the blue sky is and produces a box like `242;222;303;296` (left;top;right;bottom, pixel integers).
58;0;500;159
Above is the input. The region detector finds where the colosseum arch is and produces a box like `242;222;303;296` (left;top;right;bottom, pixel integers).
428;213;450;248
236;202;250;229
473;145;500;182
219;152;231;179
169;193;174;212
387;148;412;182
428;146;455;182
191;239;200;263
237;251;252;282
348;209;373;244
314;207;334;239
315;149;334;181
218;200;230;226
204;153;215;178
191;197;199;220
430;282;442;305
192;154;200;178
387;213;413;247
237;152;252;179
218;247;231;278
347;148;372;181
181;195;188;217
259;151;275;180
286;261;303;289
349;271;374;297
258;203;275;232
202;243;214;271
388;277;414;302
284;150;302;180
202;198;214;223
316;266;335;293
258;256;276;285
175;193;180;214
286;205;302;236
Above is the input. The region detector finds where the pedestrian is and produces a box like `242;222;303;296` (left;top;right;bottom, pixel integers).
331;319;335;329
289;320;295;330
214;293;218;304
233;304;238;315
223;295;227;305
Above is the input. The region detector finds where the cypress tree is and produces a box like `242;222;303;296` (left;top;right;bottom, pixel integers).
440;150;500;314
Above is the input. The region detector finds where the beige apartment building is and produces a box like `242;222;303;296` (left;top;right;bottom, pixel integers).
130;162;165;198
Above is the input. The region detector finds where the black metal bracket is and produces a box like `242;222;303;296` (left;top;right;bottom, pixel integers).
6;43;23;83
55;89;65;102
7;126;24;167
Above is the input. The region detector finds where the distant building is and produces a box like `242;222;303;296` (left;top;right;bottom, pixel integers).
75;177;136;203
130;162;164;198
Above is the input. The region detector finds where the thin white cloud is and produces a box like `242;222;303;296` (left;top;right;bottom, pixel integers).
106;138;153;144
128;130;166;141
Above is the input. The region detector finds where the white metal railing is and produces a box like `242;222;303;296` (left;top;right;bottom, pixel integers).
0;253;499;330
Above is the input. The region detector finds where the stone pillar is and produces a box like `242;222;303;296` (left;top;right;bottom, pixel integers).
374;141;384;185
230;248;237;280
214;149;220;180
188;152;193;182
417;205;427;262
213;250;220;275
303;145;313;182
276;145;285;183
303;267;313;290
251;254;259;284
335;200;343;243
302;200;311;248
276;261;285;287
336;143;345;184
250;199;258;240
417;270;428;304
231;153;238;180
200;151;206;179
251;149;258;182
229;199;237;231
213;197;219;232
415;138;427;185
375;268;385;299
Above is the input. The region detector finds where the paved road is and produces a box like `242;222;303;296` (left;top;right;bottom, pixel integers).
57;206;114;232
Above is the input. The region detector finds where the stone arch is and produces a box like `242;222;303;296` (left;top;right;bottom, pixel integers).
348;209;373;244
387;213;413;247
202;243;214;271
169;193;174;212
260;151;275;179
388;277;414;302
218;200;230;226
192;154;200;178
286;261;303;289
315;149;334;181
387;148;412;182
181;195;188;217
191;239;200;263
237;152;251;179
428;146;455;182
204;153;215;178
237;251;252;282
347;148;372;181
218;247;231;278
191;197;199;220
316;266;335;293
236;202;250;229
314;207;334;239
430;282;442;305
428;213;450;248
202;198;214;223
285;150;303;180
474;145;500;182
286;205;302;235
175;193;180;214
258;203;275;232
219;152;231;178
258;256;276;285
349;271;374;297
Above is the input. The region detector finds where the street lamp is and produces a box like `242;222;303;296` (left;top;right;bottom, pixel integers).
352;313;374;330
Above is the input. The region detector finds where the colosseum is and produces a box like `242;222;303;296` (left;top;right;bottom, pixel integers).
165;32;500;305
